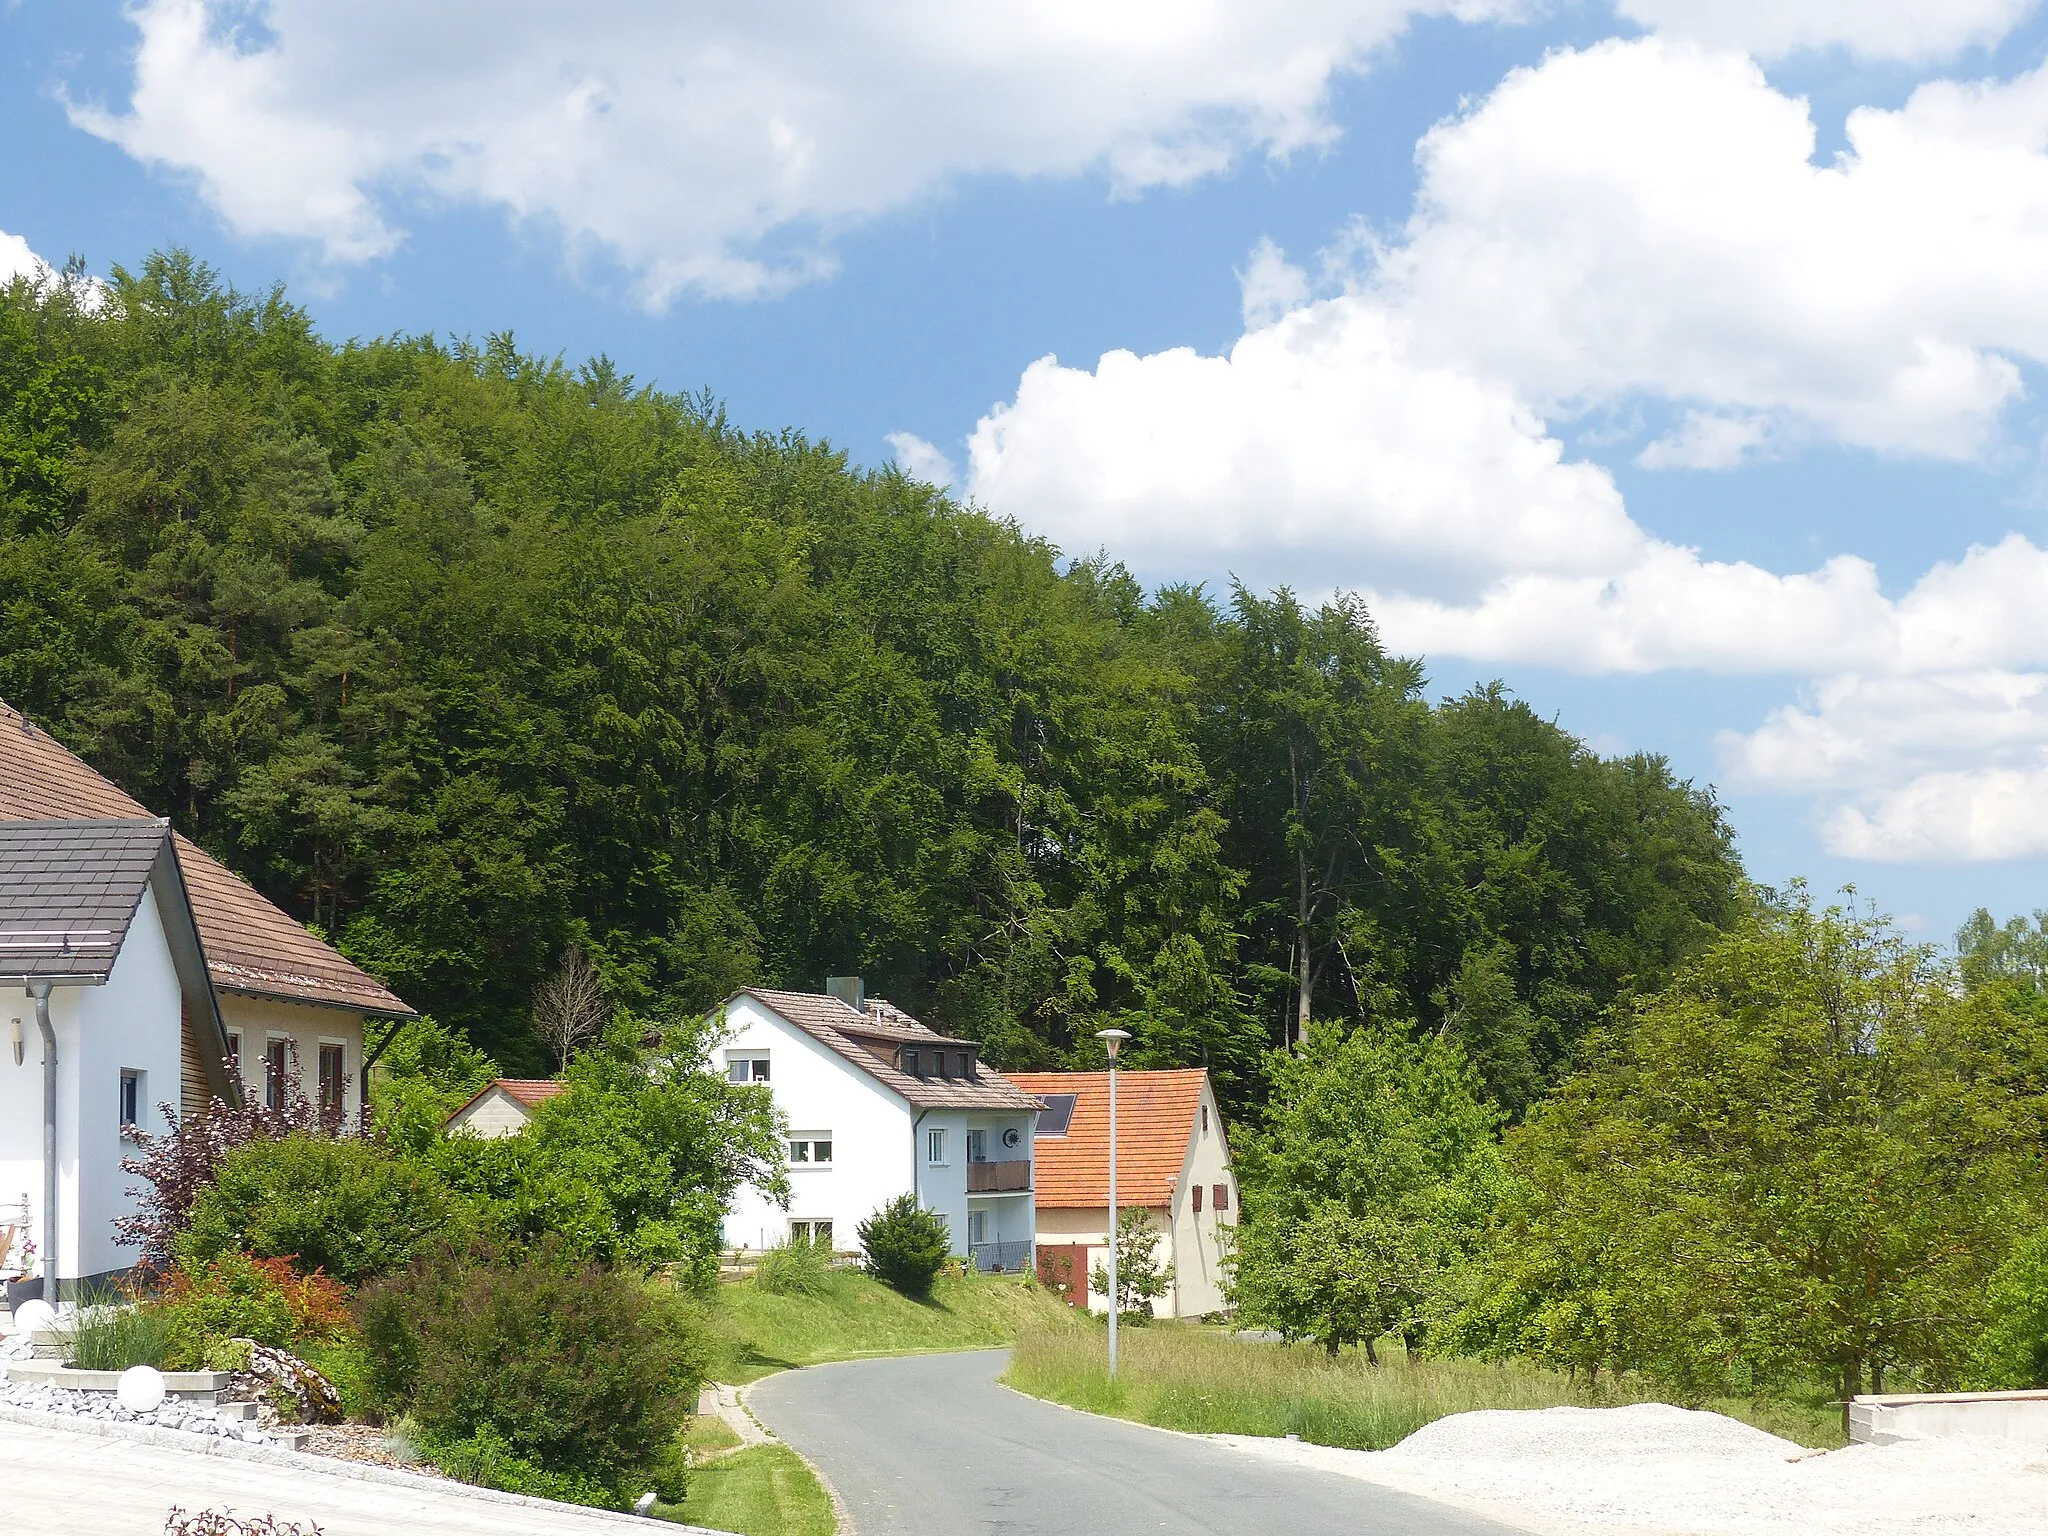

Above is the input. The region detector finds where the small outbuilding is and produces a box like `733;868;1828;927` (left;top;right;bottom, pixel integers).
445;1078;568;1137
1007;1068;1236;1318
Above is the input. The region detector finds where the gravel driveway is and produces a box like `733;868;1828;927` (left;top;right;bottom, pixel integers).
746;1349;1525;1536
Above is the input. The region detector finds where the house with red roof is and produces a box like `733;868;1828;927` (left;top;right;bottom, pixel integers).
715;980;1042;1269
445;1078;570;1137
1007;1068;1236;1318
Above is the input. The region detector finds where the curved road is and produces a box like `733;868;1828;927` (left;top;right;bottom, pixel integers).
748;1350;1524;1536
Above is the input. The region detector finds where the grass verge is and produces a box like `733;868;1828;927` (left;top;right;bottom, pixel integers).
658;1445;836;1536
1003;1318;1846;1451
703;1268;1069;1382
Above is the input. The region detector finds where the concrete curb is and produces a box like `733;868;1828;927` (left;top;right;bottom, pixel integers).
0;1404;735;1534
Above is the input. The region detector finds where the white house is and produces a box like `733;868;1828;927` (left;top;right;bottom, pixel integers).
718;981;1042;1272
0;818;231;1297
2;698;416;1132
1008;1068;1237;1318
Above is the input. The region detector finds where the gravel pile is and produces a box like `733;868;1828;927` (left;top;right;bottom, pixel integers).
0;1378;290;1446
1214;1403;2048;1536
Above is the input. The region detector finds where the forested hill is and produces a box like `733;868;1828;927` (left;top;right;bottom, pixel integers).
0;255;1743;1104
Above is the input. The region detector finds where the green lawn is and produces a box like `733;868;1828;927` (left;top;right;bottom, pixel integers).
658;1445;836;1536
1003;1317;1846;1451
702;1268;1071;1382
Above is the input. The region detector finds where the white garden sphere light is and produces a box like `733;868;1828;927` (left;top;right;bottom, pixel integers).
10;1298;54;1336
117;1365;166;1413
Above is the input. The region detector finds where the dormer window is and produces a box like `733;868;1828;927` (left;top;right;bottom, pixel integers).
934;1052;951;1079
902;1048;920;1076
960;1052;975;1079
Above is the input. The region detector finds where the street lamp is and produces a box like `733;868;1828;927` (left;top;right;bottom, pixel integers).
1095;1027;1131;1378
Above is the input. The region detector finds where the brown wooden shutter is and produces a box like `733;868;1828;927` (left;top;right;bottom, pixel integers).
180;998;210;1121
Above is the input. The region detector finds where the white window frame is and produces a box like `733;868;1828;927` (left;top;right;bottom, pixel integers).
966;1127;988;1163
264;1036;291;1111
789;1219;835;1248
317;1038;348;1121
968;1208;988;1245
789;1132;833;1166
726;1051;771;1085
119;1068;144;1129
926;1127;948;1165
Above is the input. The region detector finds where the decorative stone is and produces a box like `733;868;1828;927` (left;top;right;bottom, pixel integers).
10;1298;54;1336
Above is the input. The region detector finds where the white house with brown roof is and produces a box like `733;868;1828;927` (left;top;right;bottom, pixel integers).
1;699;415;1134
716;981;1041;1271
0;700;416;1298
1008;1068;1236;1319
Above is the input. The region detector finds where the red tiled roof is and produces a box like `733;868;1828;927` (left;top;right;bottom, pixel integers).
1006;1069;1211;1208
0;698;414;1016
496;1079;568;1108
738;987;1043;1112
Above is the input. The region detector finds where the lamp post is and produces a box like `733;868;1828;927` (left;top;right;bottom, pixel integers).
1095;1027;1131;1378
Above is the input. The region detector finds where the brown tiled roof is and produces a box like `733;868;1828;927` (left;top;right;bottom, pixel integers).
738;987;1043;1112
1006;1070;1212;1208
0;698;414;1016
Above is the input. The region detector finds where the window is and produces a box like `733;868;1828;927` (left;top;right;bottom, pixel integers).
902;1048;920;1076
789;1219;834;1248
226;1032;242;1077
1201;1104;1209;1135
789;1135;833;1165
1212;1182;1230;1211
119;1070;143;1129
318;1043;346;1124
726;1053;770;1084
926;1127;948;1165
968;1209;988;1245
1192;1183;1203;1213
264;1039;290;1111
966;1128;987;1164
933;1052;950;1079
959;1053;973;1079
1035;1093;1078;1137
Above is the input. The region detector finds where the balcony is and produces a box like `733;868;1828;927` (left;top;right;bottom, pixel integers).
966;1157;1031;1193
970;1239;1034;1274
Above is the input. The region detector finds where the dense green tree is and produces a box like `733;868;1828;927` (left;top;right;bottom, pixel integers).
1471;891;2048;1423
0;253;1742;1104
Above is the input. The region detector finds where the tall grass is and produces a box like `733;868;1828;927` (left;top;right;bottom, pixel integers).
60;1294;172;1370
1004;1319;1845;1450
752;1238;833;1299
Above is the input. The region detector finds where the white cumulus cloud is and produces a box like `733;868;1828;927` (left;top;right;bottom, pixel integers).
71;0;1528;304
1616;0;2040;63
1378;37;2048;460
0;229;57;285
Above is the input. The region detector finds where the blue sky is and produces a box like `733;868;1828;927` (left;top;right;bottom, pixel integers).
7;0;2048;942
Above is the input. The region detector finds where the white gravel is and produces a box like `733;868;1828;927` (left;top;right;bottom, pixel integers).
1213;1403;2048;1536
0;1375;292;1445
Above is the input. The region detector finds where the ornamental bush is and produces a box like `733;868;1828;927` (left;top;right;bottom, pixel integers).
160;1252;298;1370
858;1194;950;1297
355;1238;701;1508
178;1133;451;1285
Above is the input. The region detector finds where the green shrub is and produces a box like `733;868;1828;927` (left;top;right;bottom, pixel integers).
356;1238;701;1506
60;1293;171;1370
1970;1230;2048;1389
858;1195;950;1297
754;1236;832;1298
161;1252;297;1370
178;1133;451;1285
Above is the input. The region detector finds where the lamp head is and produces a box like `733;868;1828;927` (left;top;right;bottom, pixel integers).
9;1018;20;1068
1094;1027;1131;1062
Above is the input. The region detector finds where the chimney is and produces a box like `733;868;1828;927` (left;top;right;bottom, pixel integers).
825;975;865;1012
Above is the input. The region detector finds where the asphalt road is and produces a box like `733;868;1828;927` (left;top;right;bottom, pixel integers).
747;1350;1525;1536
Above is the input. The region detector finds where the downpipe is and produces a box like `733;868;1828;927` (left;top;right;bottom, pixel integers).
30;979;56;1299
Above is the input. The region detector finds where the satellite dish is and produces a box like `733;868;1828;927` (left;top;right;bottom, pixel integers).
1002;1127;1021;1148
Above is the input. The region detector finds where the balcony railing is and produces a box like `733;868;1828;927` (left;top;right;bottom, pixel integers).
966;1157;1031;1193
970;1239;1034;1274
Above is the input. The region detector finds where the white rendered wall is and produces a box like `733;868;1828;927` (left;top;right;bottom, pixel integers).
0;983;81;1281
71;881;185;1279
718;996;914;1253
216;994;366;1125
448;1090;532;1139
1168;1078;1236;1317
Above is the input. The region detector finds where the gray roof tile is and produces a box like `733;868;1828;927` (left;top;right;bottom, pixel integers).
0;818;171;980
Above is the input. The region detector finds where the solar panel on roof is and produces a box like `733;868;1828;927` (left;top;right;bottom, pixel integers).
1035;1093;1078;1136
